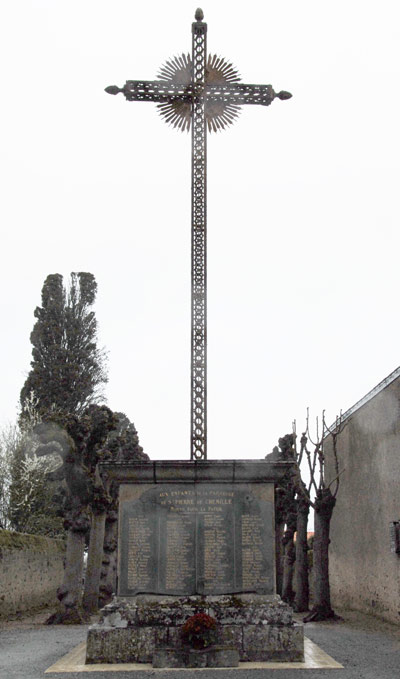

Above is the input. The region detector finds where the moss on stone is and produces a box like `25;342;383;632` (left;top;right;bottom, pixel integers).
0;529;66;556
225;596;245;608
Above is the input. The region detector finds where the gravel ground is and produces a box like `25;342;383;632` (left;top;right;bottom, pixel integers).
1;608;400;679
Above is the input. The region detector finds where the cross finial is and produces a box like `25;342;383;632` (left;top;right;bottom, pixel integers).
105;9;291;461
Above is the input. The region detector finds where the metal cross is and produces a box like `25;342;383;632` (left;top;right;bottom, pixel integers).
106;8;291;461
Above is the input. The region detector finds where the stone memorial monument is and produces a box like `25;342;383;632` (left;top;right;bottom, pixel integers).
86;462;304;666
86;9;302;667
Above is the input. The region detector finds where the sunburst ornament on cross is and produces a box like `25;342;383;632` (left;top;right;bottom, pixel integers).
106;8;291;461
157;51;242;132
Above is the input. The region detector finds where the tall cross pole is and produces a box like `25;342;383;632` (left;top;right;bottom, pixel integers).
191;13;208;463
106;9;291;461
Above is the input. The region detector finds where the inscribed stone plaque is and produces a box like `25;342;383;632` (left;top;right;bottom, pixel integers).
119;483;273;596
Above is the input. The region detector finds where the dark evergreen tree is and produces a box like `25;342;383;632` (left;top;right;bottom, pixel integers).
20;272;107;417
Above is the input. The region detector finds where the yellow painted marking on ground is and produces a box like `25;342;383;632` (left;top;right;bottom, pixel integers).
45;637;343;673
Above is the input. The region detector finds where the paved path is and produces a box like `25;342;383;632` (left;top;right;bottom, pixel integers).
1;610;399;679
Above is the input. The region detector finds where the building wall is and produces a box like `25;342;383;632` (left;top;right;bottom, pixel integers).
325;377;400;624
0;529;65;618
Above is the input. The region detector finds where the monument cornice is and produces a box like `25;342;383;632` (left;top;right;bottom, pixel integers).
100;459;295;484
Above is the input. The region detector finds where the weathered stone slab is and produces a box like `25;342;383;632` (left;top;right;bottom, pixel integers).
152;648;185;668
101;460;295;486
86;626;156;664
217;624;243;650
96;594;293;628
187;649;208;668
152;646;239;668
242;623;304;662
86;628;135;664
154;627;169;647
136;627;155;663
206;593;294;625
119;483;274;596
206;647;239;667
86;595;304;664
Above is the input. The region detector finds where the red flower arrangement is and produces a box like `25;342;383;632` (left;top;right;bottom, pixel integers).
181;613;218;649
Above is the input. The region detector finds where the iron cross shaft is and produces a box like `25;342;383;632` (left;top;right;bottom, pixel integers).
106;9;291;461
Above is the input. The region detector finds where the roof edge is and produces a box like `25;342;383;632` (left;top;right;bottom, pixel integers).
338;365;400;424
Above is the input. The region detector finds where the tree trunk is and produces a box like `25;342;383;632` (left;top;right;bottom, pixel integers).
281;528;296;604
275;520;285;596
83;510;106;613
294;498;309;612
99;513;118;607
46;525;89;624
274;483;289;598
304;489;337;622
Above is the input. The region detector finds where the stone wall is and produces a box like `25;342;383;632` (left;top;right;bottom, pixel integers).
0;529;65;618
324;375;400;625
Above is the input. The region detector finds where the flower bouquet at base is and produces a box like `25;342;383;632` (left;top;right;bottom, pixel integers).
180;613;218;650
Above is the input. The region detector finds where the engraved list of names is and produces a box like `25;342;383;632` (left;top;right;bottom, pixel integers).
119;483;273;596
127;517;152;590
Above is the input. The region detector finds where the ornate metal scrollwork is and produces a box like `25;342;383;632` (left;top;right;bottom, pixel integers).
105;9;292;461
190;15;207;460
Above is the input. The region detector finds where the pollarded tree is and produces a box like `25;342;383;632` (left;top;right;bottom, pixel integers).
292;411;345;622
266;435;297;602
20;272;107;418
105;411;148;463
34;405;117;624
84;413;149;612
34;408;148;619
293;476;310;613
274;485;286;596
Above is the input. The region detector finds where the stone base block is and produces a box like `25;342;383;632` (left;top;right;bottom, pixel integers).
152;648;185;668
85;594;304;664
152;646;239;668
242;623;304;662
86;627;153;664
206;647;239;667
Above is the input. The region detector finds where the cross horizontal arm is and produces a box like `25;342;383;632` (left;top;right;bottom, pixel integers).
105;81;291;106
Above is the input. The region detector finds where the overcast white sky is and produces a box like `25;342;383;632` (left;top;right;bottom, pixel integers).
1;0;400;463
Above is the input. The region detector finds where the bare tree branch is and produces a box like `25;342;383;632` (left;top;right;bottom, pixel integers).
327;467;346;492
